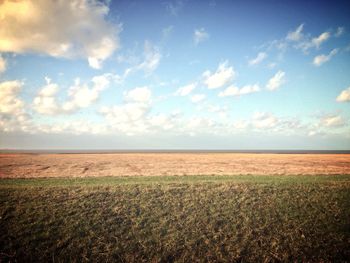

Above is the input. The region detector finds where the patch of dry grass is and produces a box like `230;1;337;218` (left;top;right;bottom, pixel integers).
1;175;349;262
1;153;350;178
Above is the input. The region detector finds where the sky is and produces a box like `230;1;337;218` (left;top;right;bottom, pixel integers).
0;0;350;150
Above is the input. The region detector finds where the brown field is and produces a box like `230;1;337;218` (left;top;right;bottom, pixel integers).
1;153;350;261
1;153;349;178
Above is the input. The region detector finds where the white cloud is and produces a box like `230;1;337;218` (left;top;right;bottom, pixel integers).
148;113;176;130
181;116;222;136
218;84;260;97
0;0;120;69
238;84;261;95
0;54;7;73
252;112;278;129
232;120;249;130
299;31;331;51
313;48;338;66
91;74;113;91
307;113;349;137
124;87;152;104
266;70;285;91
267;24;342;57
203;61;236;89
308;130;319;137
335;27;345;37
336;87;350;102
285;24;332;52
0;80;32;133
63;81;100;112
66;75;112;110
153;111;182;132
99;87;153;136
194;28;209;45
34;119;108;135
33;78;60;115
0;80;24;115
33;74;112;115
97;92;188;136
175;83;196;96
191;94;206;103
249;52;267;66
321;115;345;127
219;86;239;97
0;112;32;133
100;103;149;124
206;105;229;119
286;24;304;41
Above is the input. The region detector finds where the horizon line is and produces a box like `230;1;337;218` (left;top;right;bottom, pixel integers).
1;149;350;154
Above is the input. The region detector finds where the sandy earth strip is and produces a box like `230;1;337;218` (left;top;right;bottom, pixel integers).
0;153;349;178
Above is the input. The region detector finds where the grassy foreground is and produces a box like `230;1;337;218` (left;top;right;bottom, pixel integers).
1;175;349;262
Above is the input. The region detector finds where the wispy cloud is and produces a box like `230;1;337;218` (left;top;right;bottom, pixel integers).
311;32;331;49
248;52;267;66
194;28;209;45
270;24;339;55
123;41;162;78
136;41;162;74
191;94;206;103
266;70;285;91
286;24;304;41
313;48;338;66
335;26;345;37
164;0;184;16
268;62;277;69
162;25;174;39
298;31;331;51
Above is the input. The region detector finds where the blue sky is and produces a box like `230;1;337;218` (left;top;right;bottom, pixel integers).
0;0;350;149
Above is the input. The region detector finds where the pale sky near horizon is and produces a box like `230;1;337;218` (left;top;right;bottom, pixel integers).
0;0;350;150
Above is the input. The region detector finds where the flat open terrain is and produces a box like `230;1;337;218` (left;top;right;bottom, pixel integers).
1;154;349;262
1;153;350;178
1;175;350;262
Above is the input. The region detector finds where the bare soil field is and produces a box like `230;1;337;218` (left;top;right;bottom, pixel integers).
0;153;349;178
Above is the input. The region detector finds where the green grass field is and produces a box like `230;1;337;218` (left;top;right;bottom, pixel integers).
1;175;349;262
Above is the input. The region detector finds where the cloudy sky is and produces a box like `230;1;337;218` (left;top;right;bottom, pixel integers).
0;0;350;150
